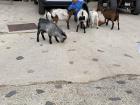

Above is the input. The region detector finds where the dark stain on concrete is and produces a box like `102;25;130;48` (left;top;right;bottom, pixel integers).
69;61;74;64
45;101;56;105
55;84;62;89
6;47;11;49
36;89;45;94
42;50;48;53
95;87;102;89
116;80;126;84
92;58;99;62
5;90;17;98
109;97;121;101
124;54;133;58
73;41;77;43
125;90;133;94
40;44;43;46
27;69;34;73
83;71;88;74
1;40;5;43
16;56;24;60
67;49;76;51
97;49;104;53
30;37;35;40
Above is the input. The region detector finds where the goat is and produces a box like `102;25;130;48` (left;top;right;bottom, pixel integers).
76;9;89;33
51;9;68;20
66;2;90;30
89;10;99;29
37;18;67;44
97;5;120;30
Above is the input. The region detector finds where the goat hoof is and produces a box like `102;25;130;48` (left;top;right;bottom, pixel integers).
97;27;99;29
37;40;39;42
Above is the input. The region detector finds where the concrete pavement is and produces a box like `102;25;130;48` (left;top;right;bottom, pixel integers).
0;1;140;85
1;74;140;105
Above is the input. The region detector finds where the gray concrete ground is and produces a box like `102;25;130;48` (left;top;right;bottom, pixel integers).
1;74;140;105
0;1;140;104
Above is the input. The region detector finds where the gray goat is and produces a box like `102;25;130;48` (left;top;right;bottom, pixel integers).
37;18;67;44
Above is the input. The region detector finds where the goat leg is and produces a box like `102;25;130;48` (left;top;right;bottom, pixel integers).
84;26;86;33
48;35;52;44
54;36;59;43
106;20;109;26
41;31;46;40
66;14;72;29
80;22;82;29
117;19;120;30
37;30;40;42
76;24;79;32
111;21;114;30
87;19;89;28
96;17;99;29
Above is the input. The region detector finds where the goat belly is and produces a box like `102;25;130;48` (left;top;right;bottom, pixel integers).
79;16;85;21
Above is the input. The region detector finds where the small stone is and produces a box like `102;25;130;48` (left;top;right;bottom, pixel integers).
73;41;77;43
92;58;98;62
109;97;121;101
6;47;11;49
55;84;62;89
5;90;17;98
97;49;104;53
45;101;55;105
40;44;43;46
69;61;74;64
116;80;126;84
36;89;45;94
16;56;24;60
125;90;133;94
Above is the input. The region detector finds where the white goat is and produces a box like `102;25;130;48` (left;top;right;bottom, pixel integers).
76;9;89;33
89;10;99;29
51;9;68;20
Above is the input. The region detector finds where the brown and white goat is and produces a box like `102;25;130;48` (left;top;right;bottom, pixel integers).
97;5;120;30
46;11;59;24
